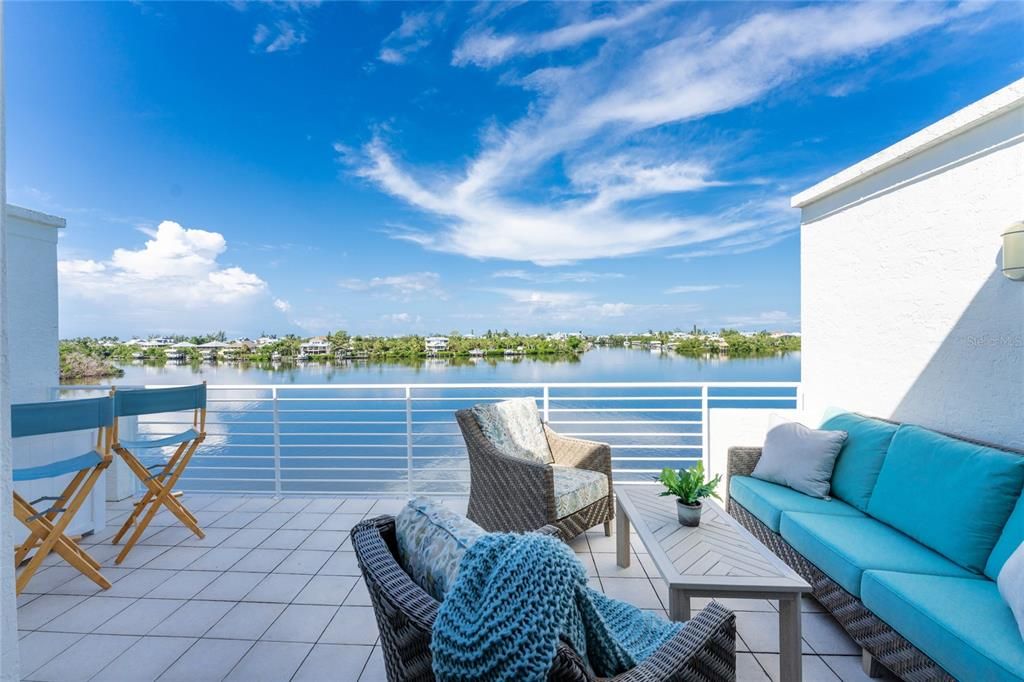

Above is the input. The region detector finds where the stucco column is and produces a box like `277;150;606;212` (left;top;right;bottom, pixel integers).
0;3;22;679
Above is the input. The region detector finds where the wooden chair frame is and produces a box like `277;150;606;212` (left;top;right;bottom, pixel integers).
12;400;114;595
110;384;207;564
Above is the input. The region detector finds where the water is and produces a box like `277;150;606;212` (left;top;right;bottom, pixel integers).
74;349;800;495
102;348;801;386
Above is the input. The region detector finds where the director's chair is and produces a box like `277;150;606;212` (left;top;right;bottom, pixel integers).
11;396;114;595
110;383;207;564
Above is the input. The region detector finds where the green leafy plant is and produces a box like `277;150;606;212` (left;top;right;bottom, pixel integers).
657;462;722;506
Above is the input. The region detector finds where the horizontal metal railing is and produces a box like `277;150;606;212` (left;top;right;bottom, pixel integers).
56;382;801;496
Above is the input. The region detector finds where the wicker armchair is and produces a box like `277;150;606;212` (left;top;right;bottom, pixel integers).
351;515;738;682
455;409;615;540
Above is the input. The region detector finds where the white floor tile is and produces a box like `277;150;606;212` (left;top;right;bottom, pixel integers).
319;606;379;645
195;571;267;601
207;602;286;640
17;594;88;630
37;596;136;634
146;570;221;599
224;641;313;682
16;631;85;678
150;600;235;638
94;635;196;681
30;633;139;682
242;573;312;603
158;638;254;682
754;653;840;682
94;598;186;636
293;643;373;682
262;604;337;643
293;575;357;605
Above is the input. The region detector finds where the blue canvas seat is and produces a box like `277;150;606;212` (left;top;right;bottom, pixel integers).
11;397;114;595
728;475;864;532
861;570;1024;682
110;383;207;563
119;427;199;450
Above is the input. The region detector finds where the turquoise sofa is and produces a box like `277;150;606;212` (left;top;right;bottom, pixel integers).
726;413;1024;681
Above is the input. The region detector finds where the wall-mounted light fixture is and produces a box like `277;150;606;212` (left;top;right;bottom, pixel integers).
1003;221;1024;281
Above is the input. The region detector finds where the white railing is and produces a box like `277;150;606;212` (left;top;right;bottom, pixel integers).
56;382;801;496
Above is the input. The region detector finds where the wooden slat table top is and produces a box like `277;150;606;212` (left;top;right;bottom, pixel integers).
615;484;809;594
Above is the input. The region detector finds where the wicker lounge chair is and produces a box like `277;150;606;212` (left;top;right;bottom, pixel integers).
351;515;738;682
455;408;615;540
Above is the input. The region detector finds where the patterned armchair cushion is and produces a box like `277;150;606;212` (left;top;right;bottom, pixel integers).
553;465;609;519
471;398;554;464
395;497;486;601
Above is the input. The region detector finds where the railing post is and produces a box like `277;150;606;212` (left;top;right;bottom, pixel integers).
405;386;414;496
700;384;709;475
542;385;550;423
272;387;282;496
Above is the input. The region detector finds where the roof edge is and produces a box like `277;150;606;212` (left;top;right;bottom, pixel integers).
5;204;67;229
791;77;1024;209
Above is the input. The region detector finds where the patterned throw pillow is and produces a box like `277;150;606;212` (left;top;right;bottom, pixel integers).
471;398;554;464
395;497;486;601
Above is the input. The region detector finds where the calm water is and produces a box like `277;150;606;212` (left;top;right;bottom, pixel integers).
78;349;800;495
105;347;801;386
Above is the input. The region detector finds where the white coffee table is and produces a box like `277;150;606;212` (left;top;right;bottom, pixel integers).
615;485;810;681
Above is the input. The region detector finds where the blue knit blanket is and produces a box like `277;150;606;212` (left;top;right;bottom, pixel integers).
430;532;684;681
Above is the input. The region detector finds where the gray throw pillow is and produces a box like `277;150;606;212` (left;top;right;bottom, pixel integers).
752;421;848;498
998;541;1024;641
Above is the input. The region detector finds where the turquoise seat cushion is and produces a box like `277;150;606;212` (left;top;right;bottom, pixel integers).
395;497;486;601
820;413;897;512
867;425;1024;573
779;512;980;597
553;465;608;518
861;570;1024;682
987;494;1024;580
472;398;553;464
729;475;863;533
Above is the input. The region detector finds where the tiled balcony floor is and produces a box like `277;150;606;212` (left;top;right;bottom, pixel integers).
15;494;889;681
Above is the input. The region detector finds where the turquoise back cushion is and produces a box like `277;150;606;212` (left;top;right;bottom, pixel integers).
867;425;1024;573
985;494;1024;580
821;413;898;512
396;497;486;601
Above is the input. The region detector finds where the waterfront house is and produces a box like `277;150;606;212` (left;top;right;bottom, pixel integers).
424;336;449;354
197;340;229;360
299;336;331;359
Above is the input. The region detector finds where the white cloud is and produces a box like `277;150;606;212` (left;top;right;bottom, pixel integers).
452;3;666;68
665;284;733;294
489;288;693;324
720;310;799;329
58;220;289;336
492;269;624;283
273;298;292;312
349;2;965;265
378;10;445;64
254;21;306;53
339;271;443;299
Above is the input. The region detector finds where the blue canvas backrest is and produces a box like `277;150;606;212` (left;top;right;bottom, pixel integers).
11;397;114;438
113;384;207;417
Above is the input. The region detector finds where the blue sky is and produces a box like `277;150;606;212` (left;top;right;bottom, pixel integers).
8;1;1023;338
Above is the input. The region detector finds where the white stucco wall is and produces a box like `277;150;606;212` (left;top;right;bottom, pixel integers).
0;7;18;678
797;79;1024;449
6;206;62;403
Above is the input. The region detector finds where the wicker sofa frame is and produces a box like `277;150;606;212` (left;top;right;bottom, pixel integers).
726;428;1024;682
351;515;738;682
455;409;615;540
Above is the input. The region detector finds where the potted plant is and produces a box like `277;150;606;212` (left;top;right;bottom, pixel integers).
657;462;723;527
